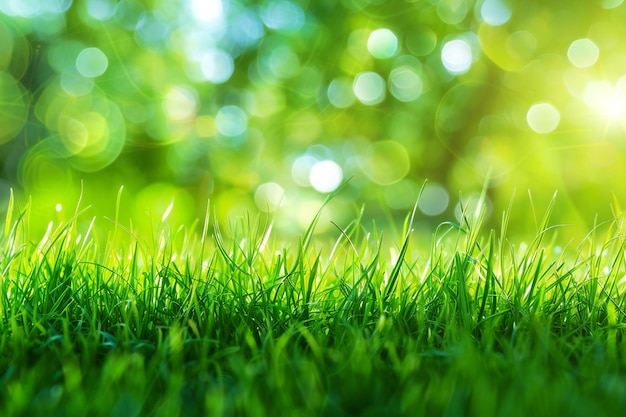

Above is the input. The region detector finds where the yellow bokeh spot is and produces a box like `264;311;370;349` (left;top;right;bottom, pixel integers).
80;112;109;156
35;85;126;172
62;117;89;154
195;115;217;137
164;85;197;121
247;87;285;117
59;111;109;157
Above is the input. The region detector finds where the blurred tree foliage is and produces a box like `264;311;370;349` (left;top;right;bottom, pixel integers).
1;0;626;237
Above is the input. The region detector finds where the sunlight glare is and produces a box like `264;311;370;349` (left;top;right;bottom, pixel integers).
190;0;224;24
441;39;472;75
309;160;343;193
584;80;626;120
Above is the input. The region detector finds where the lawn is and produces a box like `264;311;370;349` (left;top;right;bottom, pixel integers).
3;2;626;416
2;190;626;417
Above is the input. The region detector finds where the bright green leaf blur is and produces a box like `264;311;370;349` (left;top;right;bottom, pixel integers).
1;0;626;238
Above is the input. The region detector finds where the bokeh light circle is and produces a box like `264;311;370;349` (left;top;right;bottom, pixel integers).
567;39;600;69
367;28;399;59
527;102;560;134
267;46;300;79
291;155;318;186
389;67;423;102
437;0;468;24
216;105;248;137
309;160;343;193
1;0;71;17
261;0;305;32
60;70;94;97
164;85;198;121
76;47;108;78
441;39;473;75
254;182;285;212
200;49;234;84
480;0;512;26
61;96;126;171
418;183;449;216
328;78;356;108
353;72;386;105
86;0;117;20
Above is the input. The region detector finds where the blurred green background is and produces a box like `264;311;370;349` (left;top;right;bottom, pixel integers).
1;0;626;238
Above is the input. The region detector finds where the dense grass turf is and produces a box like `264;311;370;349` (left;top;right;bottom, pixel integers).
2;191;626;416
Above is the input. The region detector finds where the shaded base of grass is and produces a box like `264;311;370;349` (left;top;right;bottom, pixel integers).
2;324;626;417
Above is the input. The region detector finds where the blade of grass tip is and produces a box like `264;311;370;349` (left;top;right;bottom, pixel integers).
3;188;14;238
302;255;320;322
527;190;558;257
212;207;249;276
527;189;538;232
499;190;515;248
200;199;210;258
477;229;495;324
610;192;625;234
465;172;491;253
301;178;352;252
329;220;360;263
72;180;85;218
257;189;285;254
611;191;623;216
258;213;274;254
383;182;425;303
106;185;124;260
536;190;558;233
161;199;175;223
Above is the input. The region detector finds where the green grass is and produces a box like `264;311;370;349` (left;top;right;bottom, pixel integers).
2;191;626;417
